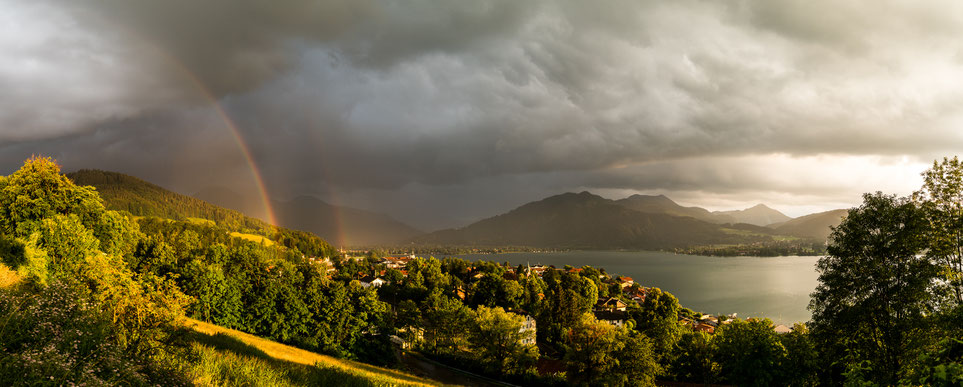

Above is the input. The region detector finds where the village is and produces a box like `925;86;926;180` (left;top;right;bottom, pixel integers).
305;250;795;346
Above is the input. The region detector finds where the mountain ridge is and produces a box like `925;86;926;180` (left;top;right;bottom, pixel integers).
414;191;784;249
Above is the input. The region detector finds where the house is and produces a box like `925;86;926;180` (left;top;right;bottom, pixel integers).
595;310;627;328
513;312;537;346
594;297;628;312
700;315;720;327
384;255;413;269
774;324;792;334
618;276;634;288
360;276;388;289
624;288;646;303
395;327;424;350
694;322;715;334
527;265;550;277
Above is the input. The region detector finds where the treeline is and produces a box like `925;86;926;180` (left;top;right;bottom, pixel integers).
675;239;827;257
378;245;568;256
67;169;338;258
132;217;392;364
67;169;267;232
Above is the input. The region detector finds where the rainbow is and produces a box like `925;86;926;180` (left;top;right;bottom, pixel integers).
146;41;352;246
161;57;279;227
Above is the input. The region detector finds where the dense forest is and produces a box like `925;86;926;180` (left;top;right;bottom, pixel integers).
0;157;961;386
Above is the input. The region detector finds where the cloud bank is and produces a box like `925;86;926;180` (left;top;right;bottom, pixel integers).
1;0;960;229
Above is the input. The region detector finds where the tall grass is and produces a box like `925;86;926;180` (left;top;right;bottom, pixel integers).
177;319;440;387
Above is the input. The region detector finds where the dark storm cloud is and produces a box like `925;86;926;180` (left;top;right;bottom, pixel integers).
3;0;963;228
70;0;374;96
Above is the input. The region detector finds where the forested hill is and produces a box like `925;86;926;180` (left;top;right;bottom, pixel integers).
414;191;784;249
66;169;336;257
67;169;270;232
767;209;848;240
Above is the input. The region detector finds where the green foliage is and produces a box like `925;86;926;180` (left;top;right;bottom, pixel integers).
468;271;523;310
38;214;100;279
468;306;538;376
916;156;963;307
713;318;787;386
0;157;107;238
420;289;473;353
669;331;719;385
179;259;242;327
80;252;192;359
66;169;265;233
630;287;682;363
538;270;597;348
810;192;936;385
0;280;190;386
904;337;963;386
66;169;336;258
780;323;818;386
563;314;659;386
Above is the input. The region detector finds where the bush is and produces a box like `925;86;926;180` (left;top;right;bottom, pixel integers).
0;281;190;386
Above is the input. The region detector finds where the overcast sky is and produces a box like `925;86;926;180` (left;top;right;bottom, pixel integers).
2;0;962;230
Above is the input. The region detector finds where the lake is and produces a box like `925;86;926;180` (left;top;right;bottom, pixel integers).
439;251;821;325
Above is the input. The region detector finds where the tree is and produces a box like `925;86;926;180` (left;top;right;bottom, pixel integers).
179;259;241;326
564;314;659;386
420;289;473;353
469;306;539;375
615;330;660;386
669;331;718;385
0;157;106;238
713;318;787;386
780;323;818;386
631;287;683;362
809;192;938;385
564;314;624;386
469;274;523;310
37;214;100;280
916;156;963;307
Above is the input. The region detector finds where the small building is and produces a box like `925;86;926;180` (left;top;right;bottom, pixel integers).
774;324;792;334
594;297;628;312
360;276;388;289
618;276;635;288
516;312;537;346
595;310;627;328
694;323;715;334
700;315;720;327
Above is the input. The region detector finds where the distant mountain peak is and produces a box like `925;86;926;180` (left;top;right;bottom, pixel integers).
713;203;791;226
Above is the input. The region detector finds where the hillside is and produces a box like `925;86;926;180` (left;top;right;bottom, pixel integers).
66;169;269;232
768;209;848;241
713;204;791;226
614;194;736;223
414;191;782;249
184;318;439;386
194;186;423;246
66;169;336;257
272;196;423;247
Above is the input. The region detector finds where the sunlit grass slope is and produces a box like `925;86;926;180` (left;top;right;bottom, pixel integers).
228;231;276;247
182;318;441;387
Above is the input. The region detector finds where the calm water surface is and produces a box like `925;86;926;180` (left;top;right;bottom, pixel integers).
441;251;820;325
